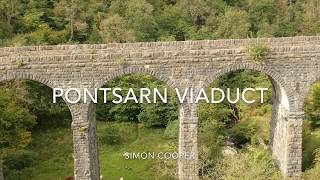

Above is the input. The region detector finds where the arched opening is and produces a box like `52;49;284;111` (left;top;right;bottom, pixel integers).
197;69;289;179
96;73;179;179
302;80;320;179
0;79;73;179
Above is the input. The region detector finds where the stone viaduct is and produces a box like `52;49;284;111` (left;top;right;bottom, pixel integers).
0;36;320;179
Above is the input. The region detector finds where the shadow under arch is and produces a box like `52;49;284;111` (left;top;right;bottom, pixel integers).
0;73;55;89
94;67;178;90
203;63;292;112
93;68;180;179
197;63;294;177
0;72;78;117
0;72;75;178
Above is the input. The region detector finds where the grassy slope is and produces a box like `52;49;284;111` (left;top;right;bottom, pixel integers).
5;120;320;179
98;122;177;180
5;122;177;180
5;128;74;180
303;128;320;170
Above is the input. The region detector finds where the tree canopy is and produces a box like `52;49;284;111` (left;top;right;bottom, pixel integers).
0;0;319;46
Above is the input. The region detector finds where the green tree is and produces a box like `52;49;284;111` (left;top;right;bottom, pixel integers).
300;0;320;35
53;0;90;43
99;14;135;43
96;73;177;127
216;7;250;38
0;0;23;35
24;81;71;130
247;0;277;37
125;0;158;41
0;85;36;180
156;3;190;41
305;82;320;128
273;1;301;37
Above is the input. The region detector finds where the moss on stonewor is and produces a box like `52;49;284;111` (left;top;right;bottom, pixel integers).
247;43;270;62
16;60;27;68
116;58;127;67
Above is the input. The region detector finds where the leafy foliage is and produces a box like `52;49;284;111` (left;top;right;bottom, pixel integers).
0;0;320;179
0;83;36;159
302;82;320;171
209;147;281;179
96;73;178;128
303;148;320;179
248;43;270;62
216;7;250;39
304;82;320;128
0;0;319;46
198;70;274;178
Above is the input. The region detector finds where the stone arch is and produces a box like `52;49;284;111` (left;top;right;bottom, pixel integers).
297;72;320;111
95;67;178;90
198;62;298;177
0;72;55;89
203;62;292;111
312;72;320;86
93;66;182;179
0;72;98;179
0;72;79;118
0;71;81;122
0;72;77;177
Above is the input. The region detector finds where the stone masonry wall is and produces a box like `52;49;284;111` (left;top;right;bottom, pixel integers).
0;36;320;179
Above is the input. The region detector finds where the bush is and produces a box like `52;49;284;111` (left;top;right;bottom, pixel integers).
248;43;270;62
228;122;256;147
151;156;177;179
97;122;141;146
164;120;178;139
99;125;122;145
4;150;38;170
304;82;320;129
207;147;281;180
303;148;320;179
139;102;177;128
302;127;320;170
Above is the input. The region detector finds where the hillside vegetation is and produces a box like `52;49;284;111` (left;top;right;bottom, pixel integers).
0;0;320;179
0;0;319;46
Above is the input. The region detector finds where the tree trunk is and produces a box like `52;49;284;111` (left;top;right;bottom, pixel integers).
0;159;4;180
69;0;75;42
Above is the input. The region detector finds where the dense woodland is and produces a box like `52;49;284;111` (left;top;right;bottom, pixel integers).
0;0;319;45
0;0;320;179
